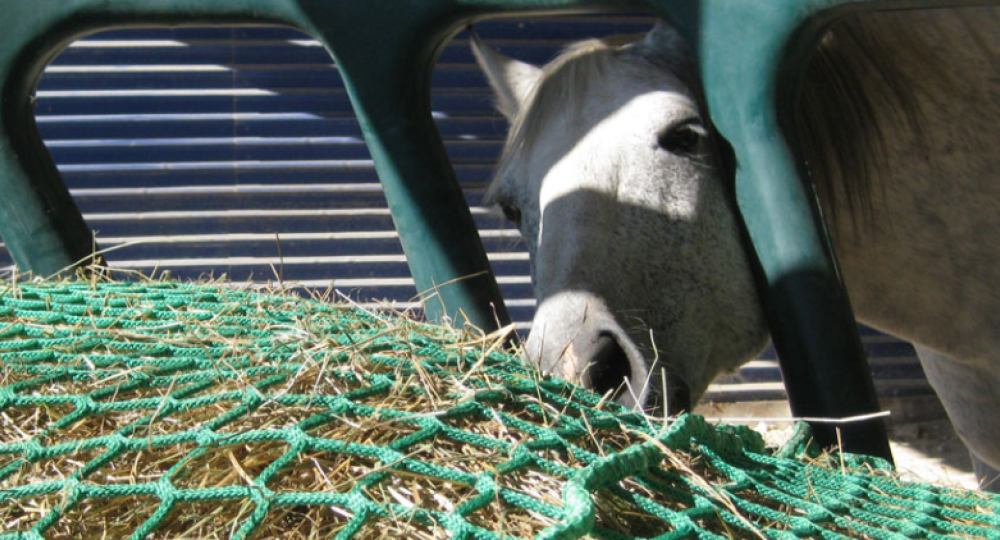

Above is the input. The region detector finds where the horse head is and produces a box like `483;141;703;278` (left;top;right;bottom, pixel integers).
473;23;769;412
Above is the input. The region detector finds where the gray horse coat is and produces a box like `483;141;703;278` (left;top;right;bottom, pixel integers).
473;8;1000;490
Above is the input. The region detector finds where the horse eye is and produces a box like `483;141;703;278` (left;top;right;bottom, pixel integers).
658;123;704;154
498;201;522;227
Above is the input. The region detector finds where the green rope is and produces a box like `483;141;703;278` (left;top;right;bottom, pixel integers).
0;280;997;540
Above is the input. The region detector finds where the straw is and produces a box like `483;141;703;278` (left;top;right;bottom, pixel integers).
1;271;997;540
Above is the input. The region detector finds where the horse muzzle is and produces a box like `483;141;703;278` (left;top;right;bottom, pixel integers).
525;292;692;412
530;327;692;414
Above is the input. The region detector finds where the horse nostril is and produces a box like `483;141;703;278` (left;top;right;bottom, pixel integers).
583;333;632;400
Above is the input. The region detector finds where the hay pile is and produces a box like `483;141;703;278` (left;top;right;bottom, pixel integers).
0;275;998;540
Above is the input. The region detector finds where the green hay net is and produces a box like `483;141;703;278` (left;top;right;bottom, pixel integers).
1;279;998;540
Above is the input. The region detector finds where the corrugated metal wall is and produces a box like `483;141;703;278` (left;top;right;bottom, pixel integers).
0;17;932;402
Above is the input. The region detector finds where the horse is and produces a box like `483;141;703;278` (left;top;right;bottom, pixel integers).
471;7;1000;491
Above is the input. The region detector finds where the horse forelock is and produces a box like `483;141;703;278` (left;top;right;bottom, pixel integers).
488;38;618;200
487;34;691;202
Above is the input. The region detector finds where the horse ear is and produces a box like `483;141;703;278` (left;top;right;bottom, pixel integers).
640;21;686;56
470;27;542;120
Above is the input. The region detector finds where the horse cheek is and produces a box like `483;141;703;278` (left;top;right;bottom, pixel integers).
699;213;771;376
649;191;769;399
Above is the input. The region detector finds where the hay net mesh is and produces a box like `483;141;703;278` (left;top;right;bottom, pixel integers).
0;280;997;540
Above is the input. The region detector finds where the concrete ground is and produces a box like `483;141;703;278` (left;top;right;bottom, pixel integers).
694;396;978;490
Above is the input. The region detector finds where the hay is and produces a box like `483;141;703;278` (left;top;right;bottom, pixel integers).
1;272;998;540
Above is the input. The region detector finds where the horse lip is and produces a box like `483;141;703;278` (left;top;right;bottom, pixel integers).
663;373;692;415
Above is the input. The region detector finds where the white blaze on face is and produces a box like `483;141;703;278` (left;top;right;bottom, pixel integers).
536;90;704;221
529;87;704;293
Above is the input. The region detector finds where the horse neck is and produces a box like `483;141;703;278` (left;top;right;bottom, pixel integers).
807;7;1000;355
798;7;1000;231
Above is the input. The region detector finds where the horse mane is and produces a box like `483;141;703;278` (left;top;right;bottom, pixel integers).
795;14;929;226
